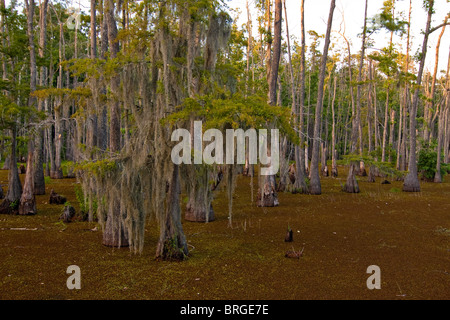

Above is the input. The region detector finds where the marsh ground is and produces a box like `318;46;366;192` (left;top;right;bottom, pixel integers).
0;167;449;300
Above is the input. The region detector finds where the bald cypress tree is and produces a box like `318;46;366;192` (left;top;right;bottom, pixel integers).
403;0;435;192
309;0;336;195
258;0;282;207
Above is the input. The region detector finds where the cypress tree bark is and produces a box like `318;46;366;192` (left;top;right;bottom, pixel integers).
156;165;188;261
355;0;368;158
403;0;434;192
23;0;43;206
435;44;450;182
87;0;98;151
102;0;129;247
51;22;64;179
331;76;338;177
34;0;49;195
343;163;360;194
19;143;37;215
0;127;22;214
259;0;282;207
290;0;308;193
309;0;336;195
399;1;412;172
444;48;450;165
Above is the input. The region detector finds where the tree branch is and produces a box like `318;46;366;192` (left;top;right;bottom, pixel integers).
429;16;450;34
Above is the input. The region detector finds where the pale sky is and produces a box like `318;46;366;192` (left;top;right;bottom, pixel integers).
7;0;450;75
232;0;450;75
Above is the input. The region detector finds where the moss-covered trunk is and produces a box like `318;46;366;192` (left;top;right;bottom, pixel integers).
156;165;188;261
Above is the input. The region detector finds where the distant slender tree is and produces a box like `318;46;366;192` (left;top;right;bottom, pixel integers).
285;0;307;193
20;0;37;213
102;0;129;247
403;0;434;192
309;0;336;195
34;0;49;195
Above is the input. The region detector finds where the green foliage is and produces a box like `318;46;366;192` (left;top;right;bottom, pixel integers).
368;45;399;77
368;0;408;36
44;176;53;185
75;185;97;221
418;142;448;181
75;159;118;178
162;236;188;261
61;161;75;177
75;186;87;214
9;199;19;210
341;153;405;180
0;1;41;130
163;94;299;145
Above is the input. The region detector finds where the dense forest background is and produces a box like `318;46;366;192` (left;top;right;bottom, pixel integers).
0;0;449;260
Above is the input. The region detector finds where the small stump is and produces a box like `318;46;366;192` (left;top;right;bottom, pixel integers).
343;164;360;193
285;229;293;242
60;205;76;223
322;166;329;177
19;165;26;174
368;166;376;183
49;189;67;205
331;166;338;178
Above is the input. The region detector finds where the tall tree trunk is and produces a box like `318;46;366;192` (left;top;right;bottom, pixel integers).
107;0;121;153
356;0;368;157
331;76;338;177
403;0;435;192
265;0;272;82
1;1;8;170
382;85;389;162
0;0;6;81
19;142;36;215
435;107;444;183
34;0;49;195
302;0;309;177
373;66;379;151
102;0;128;247
23;0;42;202
91;0;97;59
426;17;447;143
444;46;450;165
435;44;450;182
243;0;254;176
97;0;109;151
355;0;368;175
0;127;22;214
267;0;282;106
259;0;282;207
389;109;395;162
51;23;64;179
309;0;336;195
25;0;36;95
185;166;215;223
156;164;189;261
399;0;411;171
367;60;373;153
284;0;307;193
341;36;356;155
87;0;98;151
